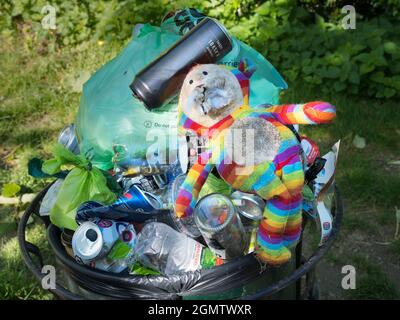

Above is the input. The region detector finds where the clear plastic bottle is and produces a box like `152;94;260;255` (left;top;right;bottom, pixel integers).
135;222;221;275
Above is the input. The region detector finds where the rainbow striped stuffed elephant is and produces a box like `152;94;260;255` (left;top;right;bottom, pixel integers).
175;60;336;265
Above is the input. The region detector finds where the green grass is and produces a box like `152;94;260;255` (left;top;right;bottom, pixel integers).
1;28;400;299
390;238;400;260
0;223;52;299
342;214;375;233
283;82;400;299
345;255;399;299
0;32;124;300
0;32;124;187
282;82;400;236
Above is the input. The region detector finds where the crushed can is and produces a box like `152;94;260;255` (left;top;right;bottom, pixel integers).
118;174;168;194
75;184;168;224
72;219;137;273
301;136;320;167
58;124;80;155
72;219;129;265
91;224;138;273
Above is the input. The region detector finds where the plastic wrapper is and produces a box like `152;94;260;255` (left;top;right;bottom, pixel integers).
42;144;117;231
314;140;341;199
75;8;287;171
39;179;64;216
135;222;219;275
156;173;201;237
313;140;340;245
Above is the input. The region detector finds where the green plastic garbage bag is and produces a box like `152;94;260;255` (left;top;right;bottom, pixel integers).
42;144;117;231
76;8;287;171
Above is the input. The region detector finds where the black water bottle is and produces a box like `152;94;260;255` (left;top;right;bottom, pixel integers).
130;18;233;110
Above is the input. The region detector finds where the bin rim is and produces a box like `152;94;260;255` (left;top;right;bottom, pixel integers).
18;183;343;300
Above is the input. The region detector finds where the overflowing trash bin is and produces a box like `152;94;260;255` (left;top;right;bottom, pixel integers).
19;183;342;299
18;8;343;300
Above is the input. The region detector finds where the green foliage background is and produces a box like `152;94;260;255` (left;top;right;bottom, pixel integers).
1;0;400;99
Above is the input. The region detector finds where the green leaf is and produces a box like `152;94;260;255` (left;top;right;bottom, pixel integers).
371;51;387;67
354;53;370;63
255;2;271;15
108;240;130;259
2;183;21;198
353;134;366;149
383;87;396;98
349;71;360;84
360;63;375;75
333;82;346;92
383;41;398;55
324;66;341;79
392;76;400;90
370;71;385;84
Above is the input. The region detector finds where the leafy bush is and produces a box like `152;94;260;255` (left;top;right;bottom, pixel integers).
1;0;399;99
298;0;400;19
220;0;400;99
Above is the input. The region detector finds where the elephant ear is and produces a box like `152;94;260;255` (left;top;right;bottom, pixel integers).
231;58;257;105
238;58;256;79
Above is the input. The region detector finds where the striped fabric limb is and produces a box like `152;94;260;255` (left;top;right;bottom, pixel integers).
264;101;336;125
255;190;302;265
251;163;292;264
255;200;292;265
252;154;304;264
175;151;214;218
280;156;304;247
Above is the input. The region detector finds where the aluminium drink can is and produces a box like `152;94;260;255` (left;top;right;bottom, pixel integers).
130;18;233;110
72;219;130;266
91;223;138;273
57;124;80;154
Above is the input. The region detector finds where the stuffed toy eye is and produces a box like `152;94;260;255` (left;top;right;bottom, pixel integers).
202;71;208;75
189;79;194;84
